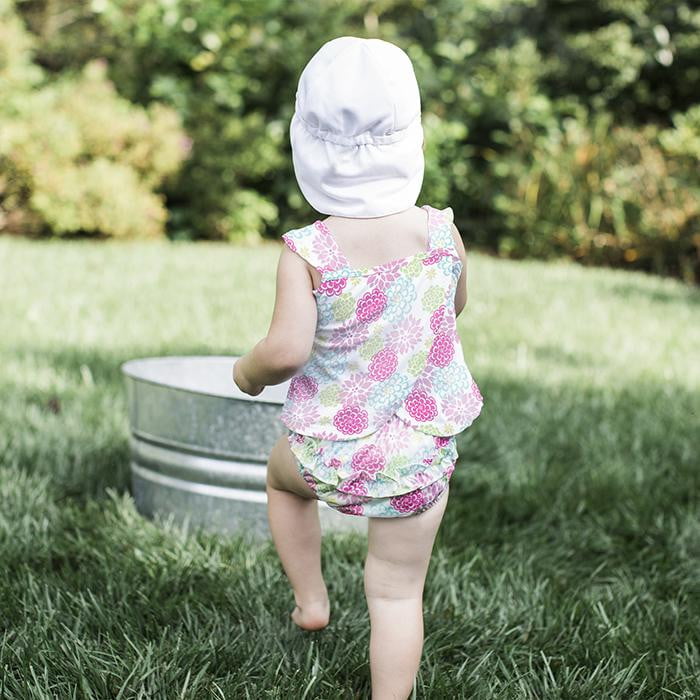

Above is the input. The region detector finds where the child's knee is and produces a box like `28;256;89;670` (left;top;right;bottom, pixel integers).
363;550;426;601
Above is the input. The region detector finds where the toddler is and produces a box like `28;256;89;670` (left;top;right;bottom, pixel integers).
233;36;484;700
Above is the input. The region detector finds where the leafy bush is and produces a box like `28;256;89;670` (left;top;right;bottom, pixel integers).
431;32;700;283
6;0;700;281
486;106;700;281
0;3;187;238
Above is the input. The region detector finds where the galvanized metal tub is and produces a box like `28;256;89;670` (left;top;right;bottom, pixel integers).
121;355;366;540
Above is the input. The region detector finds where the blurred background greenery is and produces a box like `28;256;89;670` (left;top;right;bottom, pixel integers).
1;0;698;283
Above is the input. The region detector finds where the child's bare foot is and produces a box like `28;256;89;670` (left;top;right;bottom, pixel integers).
291;597;330;630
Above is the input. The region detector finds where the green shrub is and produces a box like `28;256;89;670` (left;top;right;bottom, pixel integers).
659;103;700;161
6;0;700;281
429;31;700;283
0;0;40;92
486;105;699;281
0;4;187;239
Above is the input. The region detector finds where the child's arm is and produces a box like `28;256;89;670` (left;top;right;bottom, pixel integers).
233;245;317;395
451;222;468;316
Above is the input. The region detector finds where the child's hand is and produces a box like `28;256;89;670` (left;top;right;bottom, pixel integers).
233;357;264;397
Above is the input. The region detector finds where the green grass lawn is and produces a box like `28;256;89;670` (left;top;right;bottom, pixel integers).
1;236;699;699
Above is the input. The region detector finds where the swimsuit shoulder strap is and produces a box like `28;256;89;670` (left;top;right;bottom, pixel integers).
424;204;456;251
281;220;349;273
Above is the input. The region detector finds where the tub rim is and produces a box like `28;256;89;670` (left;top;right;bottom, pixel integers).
120;355;289;405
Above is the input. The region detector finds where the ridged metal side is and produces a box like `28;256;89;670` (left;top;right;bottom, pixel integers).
121;356;366;539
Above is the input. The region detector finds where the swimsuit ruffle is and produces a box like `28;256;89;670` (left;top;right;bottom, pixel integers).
288;413;458;500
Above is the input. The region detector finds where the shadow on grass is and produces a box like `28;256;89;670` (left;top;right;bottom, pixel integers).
3;344;698;544
2;344;700;697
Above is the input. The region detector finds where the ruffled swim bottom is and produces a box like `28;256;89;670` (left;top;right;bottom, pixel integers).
287;414;457;518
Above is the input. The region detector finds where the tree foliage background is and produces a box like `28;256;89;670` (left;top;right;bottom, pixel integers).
1;0;699;282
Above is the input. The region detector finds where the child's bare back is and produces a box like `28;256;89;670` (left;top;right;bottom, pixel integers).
324;206;432;268
314;206;469;314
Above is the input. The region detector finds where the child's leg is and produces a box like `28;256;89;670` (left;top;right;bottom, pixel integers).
363;486;450;700
266;434;330;630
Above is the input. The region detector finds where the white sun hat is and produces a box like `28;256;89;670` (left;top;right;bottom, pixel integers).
289;36;425;218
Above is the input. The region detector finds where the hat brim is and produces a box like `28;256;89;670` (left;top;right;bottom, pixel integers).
290;112;425;218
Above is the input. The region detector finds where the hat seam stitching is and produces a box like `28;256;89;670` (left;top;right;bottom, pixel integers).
296;111;421;147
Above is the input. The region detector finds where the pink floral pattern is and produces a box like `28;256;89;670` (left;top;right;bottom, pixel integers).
333;405;369;435
312;221;346;270
340;372;373;405
288;375;318;401
388;317;423;354
337;503;365;515
443;386;482;426
422;249;443;266
419;479;447;505
366;259;405;290
428;333;455;367
404;390;438;422
429;306;445;334
390;489;427;513
338;475;369;495
302;472;318;492
279;204;484;445
408;470;435;487
350;444;386;479
328;324;370;350
286;402;320;431
356;288;387;323
368;348;398;382
429;304;456;336
288;414;457;517
413;367;436;394
374;416;411;457
317;277;347;296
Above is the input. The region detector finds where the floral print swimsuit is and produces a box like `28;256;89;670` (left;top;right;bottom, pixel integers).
279;204;484;518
